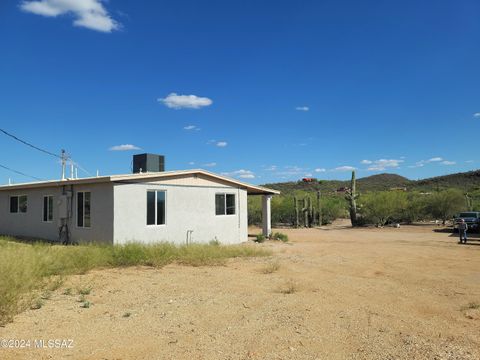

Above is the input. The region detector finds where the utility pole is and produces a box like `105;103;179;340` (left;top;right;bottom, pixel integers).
61;149;67;180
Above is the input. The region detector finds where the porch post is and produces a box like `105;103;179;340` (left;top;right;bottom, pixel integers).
262;194;272;237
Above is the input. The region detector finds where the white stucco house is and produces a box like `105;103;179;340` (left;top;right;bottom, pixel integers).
0;168;279;245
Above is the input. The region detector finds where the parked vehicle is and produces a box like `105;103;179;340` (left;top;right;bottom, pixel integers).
453;212;480;233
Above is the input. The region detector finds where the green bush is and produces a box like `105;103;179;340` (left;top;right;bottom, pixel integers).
248;192;348;226
360;191;408;226
254;234;266;243
424;189;466;224
272;232;288;242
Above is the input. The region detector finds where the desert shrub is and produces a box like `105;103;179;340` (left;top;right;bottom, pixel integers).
254;234;266;243
261;261;281;274
399;193;429;223
209;238;220;246
271;196;296;225
278;280;298;294
248;196;262;225
360;191;408;226
424;189;466;224
271;232;288;242
320;196;347;224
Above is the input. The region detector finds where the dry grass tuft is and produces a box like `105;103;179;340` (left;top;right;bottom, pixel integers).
278;280;299;294
261;261;281;274
461;302;480;311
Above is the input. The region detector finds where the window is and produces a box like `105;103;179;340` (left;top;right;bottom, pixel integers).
77;192;91;228
43;195;54;222
147;190;166;225
215;193;235;215
10;195;27;213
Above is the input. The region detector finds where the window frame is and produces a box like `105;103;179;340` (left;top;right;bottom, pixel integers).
9;195;28;214
215;193;236;216
146;190;167;226
76;191;91;229
42;195;54;223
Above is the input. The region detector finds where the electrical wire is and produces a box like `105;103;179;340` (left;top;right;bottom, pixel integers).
0;163;44;181
0;128;61;159
0;127;92;177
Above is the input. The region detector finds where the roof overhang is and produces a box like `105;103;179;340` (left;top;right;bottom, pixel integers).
0;169;280;195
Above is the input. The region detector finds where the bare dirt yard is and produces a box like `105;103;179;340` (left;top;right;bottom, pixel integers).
1;221;479;360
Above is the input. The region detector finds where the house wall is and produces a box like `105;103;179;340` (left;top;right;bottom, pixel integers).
0;183;114;244
113;174;249;245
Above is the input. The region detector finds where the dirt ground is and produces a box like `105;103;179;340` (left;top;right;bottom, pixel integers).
1;221;480;360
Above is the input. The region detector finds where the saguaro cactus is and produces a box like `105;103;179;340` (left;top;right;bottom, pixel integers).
345;170;358;226
317;191;322;226
294;196;299;228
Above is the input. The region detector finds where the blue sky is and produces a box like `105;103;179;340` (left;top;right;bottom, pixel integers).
0;0;479;185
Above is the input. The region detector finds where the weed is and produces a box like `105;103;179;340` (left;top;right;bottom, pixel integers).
278;280;298;294
30;299;44;310
123;312;131;318
63;288;73;296
77;286;92;296
209;238;220;246
461;302;480;311
254;234;266;243
80;301;91;309
261;261;281;274
272;232;289;242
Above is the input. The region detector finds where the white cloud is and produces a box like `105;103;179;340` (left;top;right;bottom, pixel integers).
264;165;277;171
333;166;356;172
410;156;449;168
188;161;195;165
441;160;456;165
360;160;372;165
222;169;255;179
314;168;326;172
109;144;141;151
183;125;200;131
295;106;309;111
409;162;425;168
158;93;212;109
203;162;217;167
465;160;475;163
216;141;227;147
20;0;120;32
366;159;404;171
473;112;480;118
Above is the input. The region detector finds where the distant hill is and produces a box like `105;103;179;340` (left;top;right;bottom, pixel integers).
263;170;480;194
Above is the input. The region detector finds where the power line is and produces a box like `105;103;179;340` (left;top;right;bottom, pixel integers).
0;127;92;177
0;128;61;159
0;163;44;181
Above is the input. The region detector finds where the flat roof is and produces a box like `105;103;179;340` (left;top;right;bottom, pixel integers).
0;169;280;195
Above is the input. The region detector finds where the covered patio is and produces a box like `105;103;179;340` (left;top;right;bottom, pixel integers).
245;187;280;237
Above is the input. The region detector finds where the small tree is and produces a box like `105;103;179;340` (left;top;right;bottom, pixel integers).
361;191;407;226
425;189;465;224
